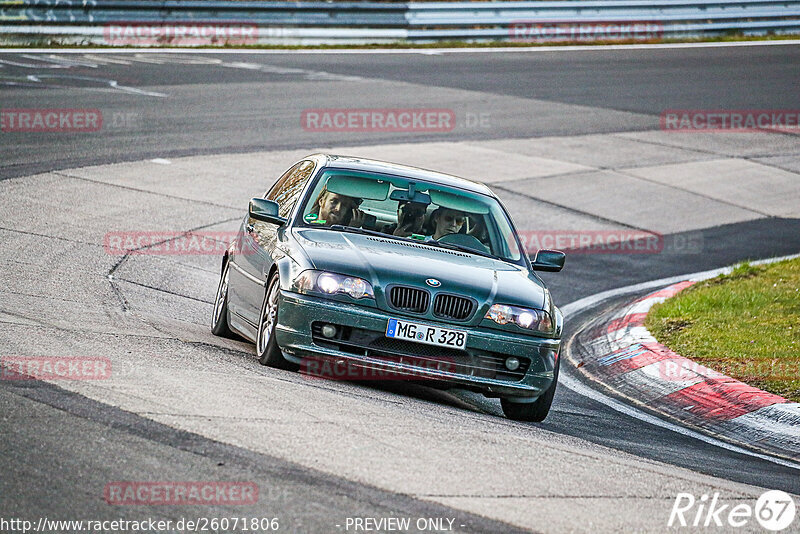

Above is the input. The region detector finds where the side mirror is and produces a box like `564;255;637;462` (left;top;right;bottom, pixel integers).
531;249;565;272
249;198;287;226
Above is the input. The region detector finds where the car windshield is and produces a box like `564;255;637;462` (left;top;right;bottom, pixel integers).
296;168;525;264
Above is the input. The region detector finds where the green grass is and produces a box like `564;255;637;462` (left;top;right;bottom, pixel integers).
645;257;800;402
2;33;799;50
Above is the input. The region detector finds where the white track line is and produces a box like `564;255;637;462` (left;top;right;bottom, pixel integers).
559;252;800;471
1;40;799;55
558;374;800;470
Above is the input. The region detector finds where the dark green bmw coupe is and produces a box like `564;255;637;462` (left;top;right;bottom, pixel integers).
212;154;565;421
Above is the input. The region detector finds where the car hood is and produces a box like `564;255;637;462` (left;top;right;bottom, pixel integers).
292;228;548;311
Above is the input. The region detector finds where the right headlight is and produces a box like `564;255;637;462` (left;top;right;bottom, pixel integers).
485;304;553;335
291;270;374;300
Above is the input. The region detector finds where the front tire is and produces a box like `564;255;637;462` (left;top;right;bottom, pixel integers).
501;357;559;422
211;260;234;338
256;273;296;370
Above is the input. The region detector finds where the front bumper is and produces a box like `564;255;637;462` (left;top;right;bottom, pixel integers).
275;290;560;399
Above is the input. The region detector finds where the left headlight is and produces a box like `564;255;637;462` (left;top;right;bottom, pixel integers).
485;304;553;334
291;270;374;300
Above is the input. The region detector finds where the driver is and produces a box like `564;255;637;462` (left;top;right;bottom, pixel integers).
430;207;466;240
312;186;365;227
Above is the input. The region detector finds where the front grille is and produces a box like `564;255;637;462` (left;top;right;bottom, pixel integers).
311;323;530;382
433;293;475;321
388;286;429;314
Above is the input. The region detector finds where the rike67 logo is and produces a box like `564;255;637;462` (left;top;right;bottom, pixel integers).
669;490;796;531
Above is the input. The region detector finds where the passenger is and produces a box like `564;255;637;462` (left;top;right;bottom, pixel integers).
383;200;427;237
312;186;365;227
467;215;489;244
429;207;466;240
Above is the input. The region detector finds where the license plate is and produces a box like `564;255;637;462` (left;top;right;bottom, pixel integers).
385;318;467;349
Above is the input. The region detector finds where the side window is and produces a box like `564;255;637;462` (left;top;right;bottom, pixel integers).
266;160;316;218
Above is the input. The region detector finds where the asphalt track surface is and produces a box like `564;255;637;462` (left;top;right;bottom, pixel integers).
1;44;800;533
2;44;800;179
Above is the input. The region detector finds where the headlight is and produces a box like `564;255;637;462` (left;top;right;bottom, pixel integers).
485;304;553;334
291;270;374;300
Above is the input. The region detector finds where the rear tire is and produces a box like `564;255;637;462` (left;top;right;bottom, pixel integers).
211;260;234;338
256;273;297;371
501;357;559;422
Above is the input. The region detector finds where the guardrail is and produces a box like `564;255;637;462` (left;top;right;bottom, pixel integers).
1;0;799;45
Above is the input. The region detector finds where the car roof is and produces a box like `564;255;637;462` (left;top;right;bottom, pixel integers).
305;154;495;197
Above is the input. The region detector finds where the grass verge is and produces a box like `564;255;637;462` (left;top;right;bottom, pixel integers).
645;257;800;402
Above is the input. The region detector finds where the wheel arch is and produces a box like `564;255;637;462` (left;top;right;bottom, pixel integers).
272;257;289;289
